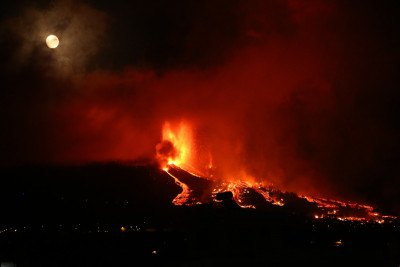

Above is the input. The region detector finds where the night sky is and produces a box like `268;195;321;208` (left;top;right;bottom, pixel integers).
1;0;399;213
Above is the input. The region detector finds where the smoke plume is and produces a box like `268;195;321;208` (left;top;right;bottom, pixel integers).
1;0;399;213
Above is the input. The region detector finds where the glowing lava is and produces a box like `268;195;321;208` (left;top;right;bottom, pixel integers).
156;121;199;205
156;121;193;170
156;121;397;223
164;167;196;206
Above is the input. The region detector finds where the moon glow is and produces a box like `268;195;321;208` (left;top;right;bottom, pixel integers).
46;35;59;48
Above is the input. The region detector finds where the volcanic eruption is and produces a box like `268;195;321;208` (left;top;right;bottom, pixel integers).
156;121;397;224
1;1;400;265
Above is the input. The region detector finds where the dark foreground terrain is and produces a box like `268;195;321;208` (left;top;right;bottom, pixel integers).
0;163;399;266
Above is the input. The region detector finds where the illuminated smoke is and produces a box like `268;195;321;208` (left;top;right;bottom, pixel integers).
156;140;178;169
1;0;400;213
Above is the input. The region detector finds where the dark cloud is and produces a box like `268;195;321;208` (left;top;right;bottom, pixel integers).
1;0;400;214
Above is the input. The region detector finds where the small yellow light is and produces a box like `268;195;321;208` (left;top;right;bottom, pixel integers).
121;226;126;231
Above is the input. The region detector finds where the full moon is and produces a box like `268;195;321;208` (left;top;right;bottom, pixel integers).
46;35;59;48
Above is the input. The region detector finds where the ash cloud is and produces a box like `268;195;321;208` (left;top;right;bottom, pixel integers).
156;140;178;167
1;0;400;213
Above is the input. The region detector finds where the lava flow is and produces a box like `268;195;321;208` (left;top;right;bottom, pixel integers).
156;121;397;223
163;168;195;206
156;121;206;205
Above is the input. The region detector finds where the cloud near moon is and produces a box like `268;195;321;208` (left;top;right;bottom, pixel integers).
4;0;107;73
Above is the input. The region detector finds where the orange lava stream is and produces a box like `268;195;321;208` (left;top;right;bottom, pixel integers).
211;181;284;208
164;168;200;206
302;195;397;222
164;163;397;222
163;162;397;222
211;181;255;208
157;121;397;223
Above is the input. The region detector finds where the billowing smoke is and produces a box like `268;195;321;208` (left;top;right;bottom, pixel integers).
156;140;178;168
1;0;399;213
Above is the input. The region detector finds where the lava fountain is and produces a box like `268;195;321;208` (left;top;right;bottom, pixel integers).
156;121;193;170
155;121;203;205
